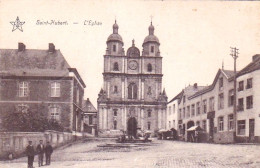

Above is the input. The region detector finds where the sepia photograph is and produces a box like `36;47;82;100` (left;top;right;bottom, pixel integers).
0;0;260;167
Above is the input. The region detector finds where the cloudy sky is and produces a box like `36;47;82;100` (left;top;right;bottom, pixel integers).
0;0;260;107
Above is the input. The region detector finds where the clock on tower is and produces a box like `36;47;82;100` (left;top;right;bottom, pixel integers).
97;21;167;138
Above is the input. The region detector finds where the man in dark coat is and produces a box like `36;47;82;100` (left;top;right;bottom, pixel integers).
45;141;53;165
26;141;35;168
36;140;44;167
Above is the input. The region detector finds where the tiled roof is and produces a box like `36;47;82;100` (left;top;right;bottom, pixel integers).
0;49;71;77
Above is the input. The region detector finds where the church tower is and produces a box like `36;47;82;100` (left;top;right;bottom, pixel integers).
97;21;167;137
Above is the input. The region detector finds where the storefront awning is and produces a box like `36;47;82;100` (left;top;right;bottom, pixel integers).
187;126;204;132
158;129;167;133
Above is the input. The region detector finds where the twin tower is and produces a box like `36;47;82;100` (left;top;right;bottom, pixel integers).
97;21;167;136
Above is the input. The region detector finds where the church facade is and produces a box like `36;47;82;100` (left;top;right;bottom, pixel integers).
97;21;167;136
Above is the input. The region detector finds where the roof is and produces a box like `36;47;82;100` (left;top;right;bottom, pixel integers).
82;98;97;113
222;69;235;79
189;69;234;99
107;34;123;44
68;68;86;88
168;90;183;104
187;126;204;131
0;49;70;77
0;47;86;88
127;40;140;57
236;54;260;77
143;35;160;45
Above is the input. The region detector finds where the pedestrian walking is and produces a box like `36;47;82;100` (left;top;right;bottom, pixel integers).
36;140;44;167
195;131;199;143
45;141;53;165
26;141;35;168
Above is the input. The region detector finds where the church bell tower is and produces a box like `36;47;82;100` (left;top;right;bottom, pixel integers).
97;21;167;137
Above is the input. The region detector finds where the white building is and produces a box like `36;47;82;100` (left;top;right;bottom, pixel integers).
167;91;182;130
235;54;260;143
173;54;260;143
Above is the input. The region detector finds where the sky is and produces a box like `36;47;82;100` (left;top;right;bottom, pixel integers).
0;0;260;107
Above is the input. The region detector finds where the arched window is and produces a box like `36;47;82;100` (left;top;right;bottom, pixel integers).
151;46;154;53
114;86;118;93
148;122;151;130
128;83;138;99
147;63;152;72
113;109;118;116
147;86;152;95
113;62;119;71
148;109;152;117
113;45;116;52
113;120;117;129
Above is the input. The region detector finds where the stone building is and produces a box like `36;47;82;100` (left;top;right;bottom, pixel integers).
0;43;86;132
173;54;260;143
97;21;167;136
82;98;97;134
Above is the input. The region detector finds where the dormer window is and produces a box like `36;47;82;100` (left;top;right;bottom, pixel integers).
147;63;152;72
151;46;154;53
113;62;119;71
113;45;116;52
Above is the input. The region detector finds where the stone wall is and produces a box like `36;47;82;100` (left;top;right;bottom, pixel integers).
0;131;74;160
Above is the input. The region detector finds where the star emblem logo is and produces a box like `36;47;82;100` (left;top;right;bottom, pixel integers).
10;17;25;32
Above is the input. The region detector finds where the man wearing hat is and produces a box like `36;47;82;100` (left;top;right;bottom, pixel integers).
36;140;45;167
45;141;53;165
26;141;35;168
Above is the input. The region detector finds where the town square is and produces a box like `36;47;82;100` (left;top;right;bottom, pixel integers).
0;0;260;168
1;139;260;168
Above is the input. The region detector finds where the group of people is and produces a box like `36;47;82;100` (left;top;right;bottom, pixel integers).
26;140;53;168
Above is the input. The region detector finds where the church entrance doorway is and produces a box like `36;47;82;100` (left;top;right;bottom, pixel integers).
127;117;137;139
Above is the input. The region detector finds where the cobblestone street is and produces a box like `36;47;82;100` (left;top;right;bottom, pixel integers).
1;139;260;168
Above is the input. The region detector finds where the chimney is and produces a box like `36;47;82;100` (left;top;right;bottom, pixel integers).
252;54;260;62
18;42;26;52
193;83;198;89
48;43;55;53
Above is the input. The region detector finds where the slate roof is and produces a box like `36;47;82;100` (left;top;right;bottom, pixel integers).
236;54;260;77
189;69;234;99
168;90;183;104
222;70;235;79
0;49;71;77
82;98;97;113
